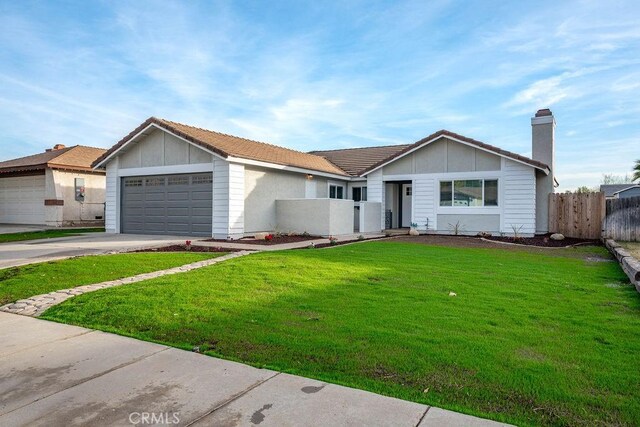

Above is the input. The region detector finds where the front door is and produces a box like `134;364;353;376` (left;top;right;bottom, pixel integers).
401;183;412;227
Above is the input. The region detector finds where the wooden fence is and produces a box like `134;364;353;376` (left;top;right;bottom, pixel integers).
548;192;605;239
603;196;640;241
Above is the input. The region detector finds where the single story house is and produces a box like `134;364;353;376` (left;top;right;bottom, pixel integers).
600;184;640;199
0;145;107;226
613;185;640;199
93;109;557;238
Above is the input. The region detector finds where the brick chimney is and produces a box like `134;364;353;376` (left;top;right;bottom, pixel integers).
531;108;556;234
53;144;66;150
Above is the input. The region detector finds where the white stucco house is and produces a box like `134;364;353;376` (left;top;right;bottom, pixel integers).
0;144;107;226
93;109;557;238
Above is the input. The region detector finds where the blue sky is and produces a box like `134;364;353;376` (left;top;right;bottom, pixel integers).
1;0;638;190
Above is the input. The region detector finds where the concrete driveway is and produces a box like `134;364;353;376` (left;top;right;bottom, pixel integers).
0;233;195;269
0;312;508;426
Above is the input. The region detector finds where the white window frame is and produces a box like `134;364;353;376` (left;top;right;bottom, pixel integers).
352;185;367;202
328;181;346;199
438;178;500;210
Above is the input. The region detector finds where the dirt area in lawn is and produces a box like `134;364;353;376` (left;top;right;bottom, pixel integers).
620;242;640;259
203;235;320;245
133;245;243;253
484;233;599;247
392;234;603;255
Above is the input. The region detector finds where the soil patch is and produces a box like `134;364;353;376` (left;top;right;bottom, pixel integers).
484;233;600;248
204;235;319;245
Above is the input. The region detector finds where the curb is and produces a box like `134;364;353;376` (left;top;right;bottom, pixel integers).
604;239;640;292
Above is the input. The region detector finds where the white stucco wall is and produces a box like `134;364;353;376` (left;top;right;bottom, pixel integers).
244;166;307;233
276;199;354;236
48;170;106;226
359;202;382;233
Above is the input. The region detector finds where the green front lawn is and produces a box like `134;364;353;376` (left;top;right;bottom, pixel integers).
42;242;639;426
0;252;224;304
0;227;105;243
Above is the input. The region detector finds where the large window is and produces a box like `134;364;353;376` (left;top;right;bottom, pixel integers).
329;184;344;199
439;179;498;207
352;186;367;202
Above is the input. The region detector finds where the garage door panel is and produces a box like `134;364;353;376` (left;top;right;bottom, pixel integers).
167;207;189;216
121;173;212;236
167;192;189;201
0;175;46;224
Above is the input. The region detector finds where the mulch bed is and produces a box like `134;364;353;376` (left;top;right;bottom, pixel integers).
204;235;320;245
483;233;600;247
133;245;243;253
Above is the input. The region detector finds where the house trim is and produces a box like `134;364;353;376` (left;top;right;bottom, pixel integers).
361;134;550;176
116;163;214;177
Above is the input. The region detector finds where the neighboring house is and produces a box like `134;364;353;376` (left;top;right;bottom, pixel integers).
612;185;640;199
0;145;107;226
601;184;640;199
93;109;556;238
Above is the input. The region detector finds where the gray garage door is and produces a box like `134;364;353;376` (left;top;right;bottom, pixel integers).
121;173;212;236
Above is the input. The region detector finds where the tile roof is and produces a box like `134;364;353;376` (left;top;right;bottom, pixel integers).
310;144;412;176
358;129;550;175
0;145;107;174
93;117;350;176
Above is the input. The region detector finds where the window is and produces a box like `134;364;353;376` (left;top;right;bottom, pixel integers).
329;184;344;199
439;179;498;207
192;174;213;184
484;180;498;206
124;178;142;187
352;186;367;202
145;177;165;186
168;176;188;186
405;186;412;196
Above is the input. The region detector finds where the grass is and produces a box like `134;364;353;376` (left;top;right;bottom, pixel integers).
0;252;224;305
0;227;105;243
620;242;640;259
41;241;639;426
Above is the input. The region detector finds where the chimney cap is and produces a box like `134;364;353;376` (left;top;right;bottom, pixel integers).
53;144;66;150
535;108;553;117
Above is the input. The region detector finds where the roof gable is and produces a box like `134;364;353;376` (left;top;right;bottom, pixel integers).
360;130;550;175
93;117;349;177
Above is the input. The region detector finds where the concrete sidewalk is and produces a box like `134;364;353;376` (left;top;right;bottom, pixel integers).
0;233;196;269
0;312;509;427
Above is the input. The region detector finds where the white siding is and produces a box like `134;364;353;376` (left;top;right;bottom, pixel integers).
367;169;384;229
502;159;536;235
212;159;245;239
212;158;230;238
413;177;436;231
228;162;245;237
105;158;119;233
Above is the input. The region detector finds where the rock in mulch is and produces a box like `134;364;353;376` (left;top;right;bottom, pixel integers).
550;233;565;241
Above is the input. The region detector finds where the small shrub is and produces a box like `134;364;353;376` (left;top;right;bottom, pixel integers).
511;225;524;242
448;221;465;236
357;235;365;241
328;236;338;246
302;231;310;237
185;240;192;250
265;234;274;241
